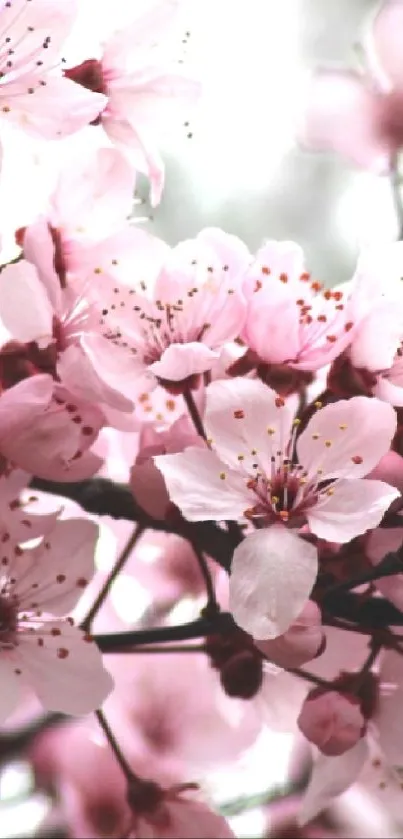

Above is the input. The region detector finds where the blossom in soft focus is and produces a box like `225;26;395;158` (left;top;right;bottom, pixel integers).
64;0;200;205
0;0;106;141
127;785;235;839
156;377;398;638
0;514;113;721
240;240;358;374
83;228;250;394
299;650;403;824
17;146;147;286
300;0;403;171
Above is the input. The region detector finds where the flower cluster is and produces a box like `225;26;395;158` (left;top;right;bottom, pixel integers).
1;0;403;837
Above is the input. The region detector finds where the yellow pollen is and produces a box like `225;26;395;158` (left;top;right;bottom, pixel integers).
237;454;245;461
314;401;323;409
317;468;324;475
312;433;320;440
339;423;347;430
299;478;307;485
219;473;226;480
325;440;332;447
279;510;289;520
293;418;301;426
267;427;276;435
94;267;102;274
326;488;335;496
271;496;279;504
251;449;257;455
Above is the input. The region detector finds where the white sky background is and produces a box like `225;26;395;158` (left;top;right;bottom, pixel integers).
0;0;398;283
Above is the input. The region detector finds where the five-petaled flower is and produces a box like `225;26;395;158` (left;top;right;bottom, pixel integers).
155;378;398;639
0;514;113;722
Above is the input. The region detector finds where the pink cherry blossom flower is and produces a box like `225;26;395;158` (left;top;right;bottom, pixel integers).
18;146;148;287
155;378;398;638
0;0;106;141
241;241;358;373
0;515;113;722
297;689;367;757
64;0;200;205
299;649;403;825
300;0;403;171
83;228;250;394
0;374;103;481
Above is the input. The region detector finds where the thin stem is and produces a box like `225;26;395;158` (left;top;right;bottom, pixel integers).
81;525;144;631
183;387;207;439
287;667;331;689
193;545;219;615
95;709;137;783
94;612;235;652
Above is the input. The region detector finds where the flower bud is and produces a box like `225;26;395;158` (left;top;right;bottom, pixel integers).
297;689;366;756
255;600;325;668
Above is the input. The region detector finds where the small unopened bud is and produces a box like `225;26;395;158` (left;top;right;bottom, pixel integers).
255;600;325;668
220;651;263;699
297;689;366;756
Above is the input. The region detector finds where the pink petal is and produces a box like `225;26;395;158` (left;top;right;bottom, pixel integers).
102;114;165;207
102;1;182;64
297;397;397;480
205;378;295;473
154;447;252;521
0;260;53;347
51;147;136;238
369;0;403;89
0;0;79;69
58;343;134;417
15;622;113;716
376;650;403;764
256;600;325;668
150;343;219;381
307;478;399;542
4;77;106;139
349;303;403;372
367;449;403;491
0;660;21;723
301;69;391;171
229;527;318;640
298;739;368;825
373;375;403;406
242;280;301;364
0;375;54;435
13;518;99;615
21;218;62;311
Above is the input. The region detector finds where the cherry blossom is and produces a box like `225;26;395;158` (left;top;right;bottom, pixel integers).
240;240;359;374
17;146;148;286
299;649;403;825
155;378;398;638
0;0;106;141
83;228;250;394
256;600;326;669
300;0;403;172
0;515;113;721
64;0;200;205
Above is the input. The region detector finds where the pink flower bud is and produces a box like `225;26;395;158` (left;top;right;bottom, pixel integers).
297;689;366;756
255;600;325;668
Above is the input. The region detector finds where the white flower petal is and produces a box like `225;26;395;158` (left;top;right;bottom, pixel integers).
154;447;252;521
298;739;368;825
229;527;318;640
15;622;113;716
307;479;399;542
